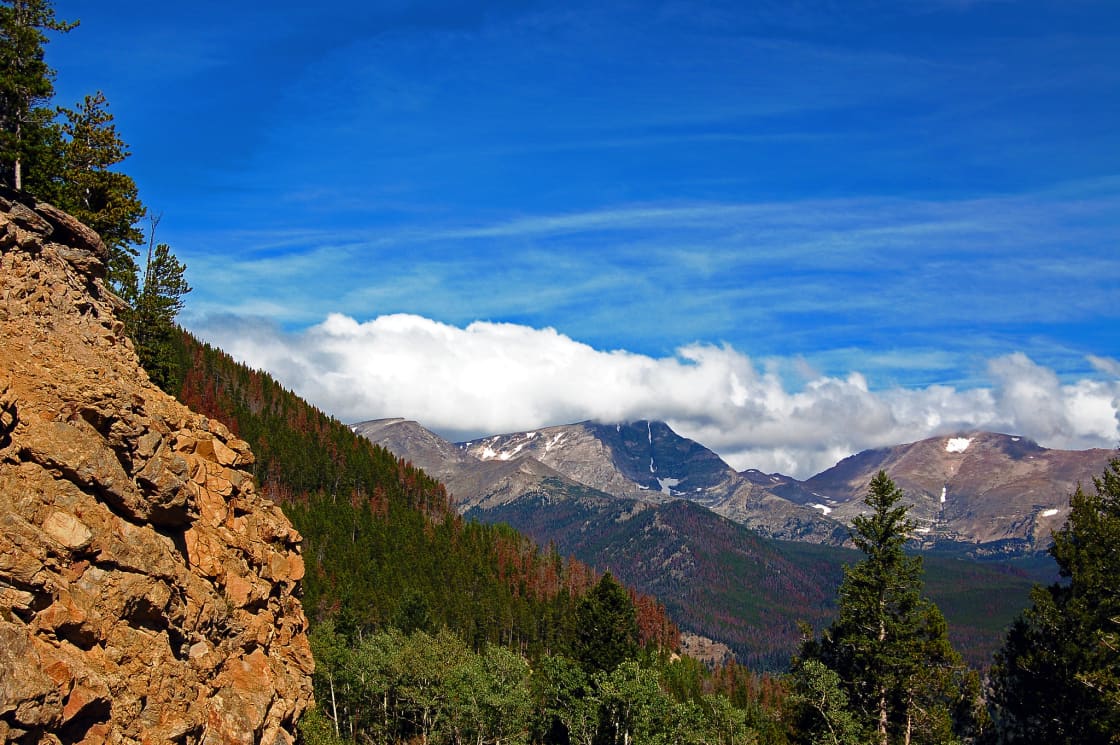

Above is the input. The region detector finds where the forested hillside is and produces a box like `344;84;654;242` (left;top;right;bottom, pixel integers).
472;483;1041;670
169;329;678;650
166;328;800;743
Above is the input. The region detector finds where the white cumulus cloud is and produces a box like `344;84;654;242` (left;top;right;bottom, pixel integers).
194;313;1120;479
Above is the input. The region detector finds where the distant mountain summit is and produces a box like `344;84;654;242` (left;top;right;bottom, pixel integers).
353;417;480;486
800;431;1115;553
458;420;843;542
351;418;615;512
461;420;736;504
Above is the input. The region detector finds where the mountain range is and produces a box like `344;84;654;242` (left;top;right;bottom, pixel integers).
352;417;1111;667
355;418;1113;554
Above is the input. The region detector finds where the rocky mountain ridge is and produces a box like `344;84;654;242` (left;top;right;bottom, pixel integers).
351;418;609;514
461;420;737;504
799;431;1115;552
357;416;1114;554
0;191;312;744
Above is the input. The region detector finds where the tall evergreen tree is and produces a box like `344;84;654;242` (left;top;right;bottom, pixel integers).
988;457;1120;744
574;572;640;675
53;93;191;389
0;0;75;190
798;470;973;745
56;91;146;297
13;102;63;200
131;227;191;392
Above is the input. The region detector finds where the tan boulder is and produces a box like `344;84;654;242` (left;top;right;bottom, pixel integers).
42;510;94;551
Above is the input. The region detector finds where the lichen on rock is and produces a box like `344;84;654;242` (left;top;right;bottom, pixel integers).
0;189;313;744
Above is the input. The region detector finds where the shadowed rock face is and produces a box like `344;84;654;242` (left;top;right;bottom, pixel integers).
0;191;313;745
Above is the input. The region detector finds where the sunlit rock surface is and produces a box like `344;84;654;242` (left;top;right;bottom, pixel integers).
0;190;313;744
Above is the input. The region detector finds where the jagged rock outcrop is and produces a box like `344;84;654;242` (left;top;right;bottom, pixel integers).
0;190;313;744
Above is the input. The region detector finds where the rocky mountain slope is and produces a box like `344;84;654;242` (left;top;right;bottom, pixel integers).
798;431;1116;553
361;417;1113;554
351;418;614;513
459;421;1114;553
0;191;312;744
457;420;843;541
463;420;727;503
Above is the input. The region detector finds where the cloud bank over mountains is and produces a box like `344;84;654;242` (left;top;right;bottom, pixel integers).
197;313;1120;479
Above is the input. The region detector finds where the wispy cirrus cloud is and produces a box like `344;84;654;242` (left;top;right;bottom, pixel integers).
179;186;1120;388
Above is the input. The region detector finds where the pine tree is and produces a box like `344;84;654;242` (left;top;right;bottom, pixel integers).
132;241;191;392
0;0;75;190
988;457;1120;744
13;102;64;200
56;91;146;297
574;572;640;675
799;470;972;745
51;97;192;389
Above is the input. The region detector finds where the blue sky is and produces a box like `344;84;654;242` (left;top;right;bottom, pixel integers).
43;1;1120;474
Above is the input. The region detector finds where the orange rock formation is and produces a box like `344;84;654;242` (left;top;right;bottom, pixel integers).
0;190;313;744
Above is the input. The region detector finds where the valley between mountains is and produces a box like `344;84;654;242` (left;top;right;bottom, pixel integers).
354;417;1114;668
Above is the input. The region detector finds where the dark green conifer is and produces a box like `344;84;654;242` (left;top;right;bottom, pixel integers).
799;470;972;745
130;217;191;392
55;91;146;298
989;457;1120;744
574;571;639;675
0;0;75;190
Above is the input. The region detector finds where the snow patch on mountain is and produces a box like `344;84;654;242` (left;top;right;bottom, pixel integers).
545;432;566;452
657;477;681;495
946;437;973;453
1041;508;1060;517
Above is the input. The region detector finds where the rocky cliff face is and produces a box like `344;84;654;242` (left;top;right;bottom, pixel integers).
0;191;313;744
